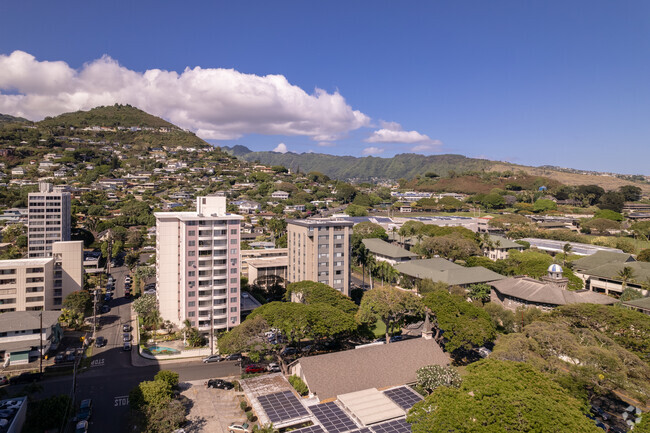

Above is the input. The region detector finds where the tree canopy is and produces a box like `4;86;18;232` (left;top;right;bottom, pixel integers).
63;290;91;315
423;290;496;355
357;287;424;343
407;359;601;433
284;281;358;315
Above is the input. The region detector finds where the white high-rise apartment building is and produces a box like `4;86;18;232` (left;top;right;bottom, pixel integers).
155;196;243;334
28;183;71;258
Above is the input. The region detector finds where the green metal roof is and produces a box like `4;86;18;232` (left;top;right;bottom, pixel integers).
394;258;506;286
581;261;650;284
622;297;650;312
572;250;636;271
362;238;418;259
487;235;525;250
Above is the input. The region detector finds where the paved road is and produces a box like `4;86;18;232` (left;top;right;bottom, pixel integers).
7;265;241;433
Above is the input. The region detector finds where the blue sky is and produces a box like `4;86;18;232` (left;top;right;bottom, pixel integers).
0;1;649;174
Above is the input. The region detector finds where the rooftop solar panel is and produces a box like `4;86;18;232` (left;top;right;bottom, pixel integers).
370;419;411;433
293;426;326;433
310;402;358;433
257;391;310;424
383;387;423;410
348;429;372;433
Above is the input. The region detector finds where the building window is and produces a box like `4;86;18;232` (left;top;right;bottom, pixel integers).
188;311;195;317
188;291;195;297
188;271;195;277
189;230;196;236
230;278;238;284
230;268;238;274
230;238;237;244
188;251;195;256
188;261;195;267
188;240;195;246
230;249;237;255
188;301;195;307
231;229;237;234
230;307;237;313
230;297;237;303
230;287;238;293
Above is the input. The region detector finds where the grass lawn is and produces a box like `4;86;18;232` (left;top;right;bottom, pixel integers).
371;319;386;338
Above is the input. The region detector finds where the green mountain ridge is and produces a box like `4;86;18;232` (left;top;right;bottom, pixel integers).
223;146;500;180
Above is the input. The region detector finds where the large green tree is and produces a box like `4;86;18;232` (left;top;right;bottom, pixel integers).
407;360;601;433
357;287;424;343
284;281;358;315
423;290;496;356
62;290;91;315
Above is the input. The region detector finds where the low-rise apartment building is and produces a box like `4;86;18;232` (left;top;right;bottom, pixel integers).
0;241;83;311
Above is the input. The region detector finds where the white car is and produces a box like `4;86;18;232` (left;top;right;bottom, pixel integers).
267;363;280;372
229;422;251;433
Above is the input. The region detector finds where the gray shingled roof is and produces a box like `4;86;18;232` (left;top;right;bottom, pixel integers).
294;337;450;400
394;258;506;285
362;238;418;260
571;251;635;271
491;277;617;306
0;311;61;333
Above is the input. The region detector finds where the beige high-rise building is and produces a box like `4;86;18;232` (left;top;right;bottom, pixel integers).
155;196;243;334
28;182;71;258
287;219;353;296
0;240;83;311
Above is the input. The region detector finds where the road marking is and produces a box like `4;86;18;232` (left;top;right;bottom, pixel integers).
90;358;105;367
114;395;129;407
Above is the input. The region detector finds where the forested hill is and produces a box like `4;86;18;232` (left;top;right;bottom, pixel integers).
0;114;30;125
37;104;175;129
0;105;209;150
225;147;501;180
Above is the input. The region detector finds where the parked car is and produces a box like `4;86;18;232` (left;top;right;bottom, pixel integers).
123;333;132;342
95;336;107;348
0;376;8;386
143;288;156;295
54;353;67;363
103;294;112;302
100;305;110;314
125;276;132;284
389;335;403;343
224;353;242;361
75;420;88;433
228;422;251;433
76;399;92;421
280;347;298;356
123;342;132;351
122;324;132;332
10;372;43;385
245;365;265;374
267;363;280;372
207;379;234;389
202;355;223;364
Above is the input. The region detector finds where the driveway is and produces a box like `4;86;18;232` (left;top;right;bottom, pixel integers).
181;379;246;433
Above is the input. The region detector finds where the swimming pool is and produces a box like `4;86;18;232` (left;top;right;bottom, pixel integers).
145;346;180;355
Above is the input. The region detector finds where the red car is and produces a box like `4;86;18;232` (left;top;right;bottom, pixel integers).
245;365;265;374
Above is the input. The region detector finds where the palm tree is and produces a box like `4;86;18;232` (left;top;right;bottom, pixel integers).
182;319;192;346
562;243;573;267
617;266;635;292
367;255;376;290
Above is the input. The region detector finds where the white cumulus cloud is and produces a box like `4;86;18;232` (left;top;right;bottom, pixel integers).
273;143;288;153
365;121;442;152
362;146;384;156
0;50;371;141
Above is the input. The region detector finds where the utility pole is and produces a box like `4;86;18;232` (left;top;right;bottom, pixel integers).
39;310;43;374
209;306;214;356
92;288;98;338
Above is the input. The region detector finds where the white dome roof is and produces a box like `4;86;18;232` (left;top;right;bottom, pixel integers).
548;264;563;273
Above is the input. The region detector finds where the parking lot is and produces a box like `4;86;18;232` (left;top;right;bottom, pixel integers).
181;379;247;433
